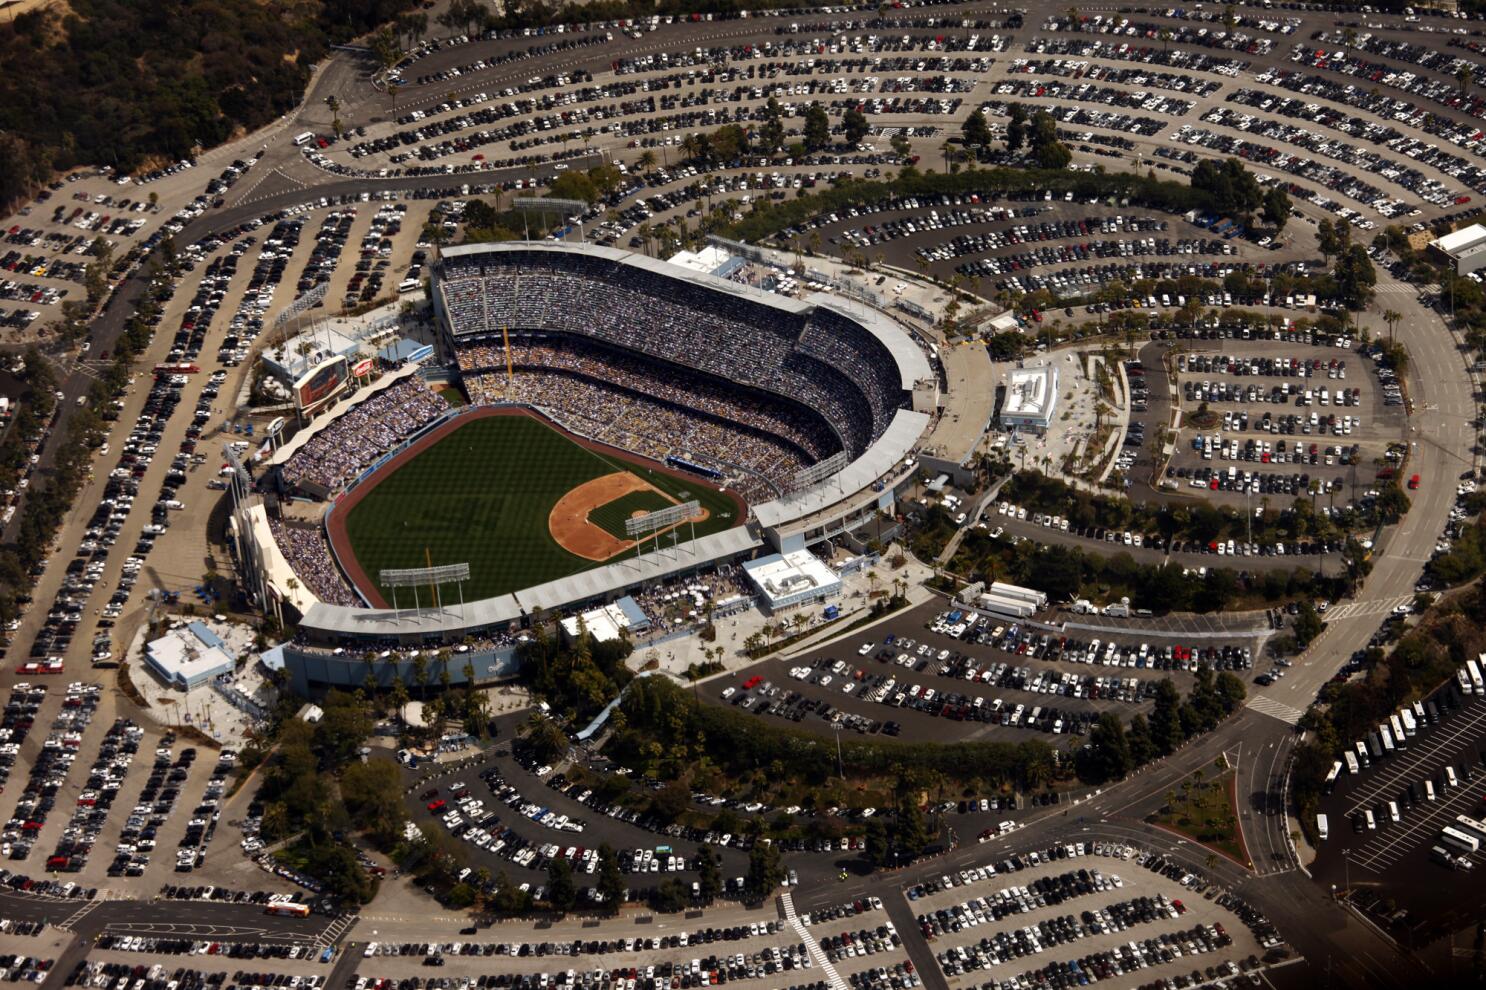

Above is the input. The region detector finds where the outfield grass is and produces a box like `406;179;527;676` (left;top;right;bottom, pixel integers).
341;413;741;601
588;490;675;540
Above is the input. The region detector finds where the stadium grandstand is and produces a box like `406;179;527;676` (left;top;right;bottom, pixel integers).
231;242;934;693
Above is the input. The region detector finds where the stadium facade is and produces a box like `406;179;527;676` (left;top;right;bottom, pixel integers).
231;242;935;694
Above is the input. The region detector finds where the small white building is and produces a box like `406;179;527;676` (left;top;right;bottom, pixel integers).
1430;223;1486;275
1002;365;1059;432
742;550;842;613
143;621;236;691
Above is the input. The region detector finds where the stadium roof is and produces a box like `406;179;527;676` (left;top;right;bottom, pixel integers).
514;527;761;613
300;527;761;639
302;592;523;638
752;408;930;530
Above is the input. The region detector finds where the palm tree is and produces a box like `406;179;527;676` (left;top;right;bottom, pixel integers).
1458;64;1475;98
637;150;656;172
1383;308;1401;346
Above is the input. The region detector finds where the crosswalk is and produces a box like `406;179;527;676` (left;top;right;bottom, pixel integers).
781;893;847;990
319;914;359;944
1320;595;1413;622
56;899;101;933
1247;695;1305;725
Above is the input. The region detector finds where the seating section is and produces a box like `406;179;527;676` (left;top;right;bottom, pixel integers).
459;336;840;504
437;249;909;464
280;378;447;491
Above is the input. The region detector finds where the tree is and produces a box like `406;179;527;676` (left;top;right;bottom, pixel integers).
1292;601;1324;648
759;98;787;155
596;843;625;908
1127;714;1156;766
1190;157;1263;222
1030;111;1070;169
650;779;690;822
1006;103;1030;154
1335;242;1377;311
961;109;993;151
547;858;577;913
745;841;783;899
341;759;405;843
1151;679;1185;756
1459;64;1475;97
696;846;722;902
312;690;372;769
548;170;599;204
842;106;870;147
1078;712;1133;783
1261;186;1290;233
1382;308;1401;346
1317;218;1341;265
803;102;831;152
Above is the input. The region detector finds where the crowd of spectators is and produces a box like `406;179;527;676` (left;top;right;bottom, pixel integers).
280;379;448;491
267;516;361;608
459;336;846;502
437;249;907;457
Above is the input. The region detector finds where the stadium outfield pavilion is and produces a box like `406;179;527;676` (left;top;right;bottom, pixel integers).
230;242;937;694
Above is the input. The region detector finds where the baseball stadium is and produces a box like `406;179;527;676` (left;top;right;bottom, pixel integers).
227;242;935;693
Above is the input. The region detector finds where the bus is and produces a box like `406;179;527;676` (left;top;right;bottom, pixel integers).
1455;815;1486;844
1355;739;1370;768
1469;657;1485;695
1344;751;1360;775
1323;760;1343;794
1458;667;1474;697
1390;713;1407;745
265;901;310;918
1441;826;1480;855
1316;814;1329;841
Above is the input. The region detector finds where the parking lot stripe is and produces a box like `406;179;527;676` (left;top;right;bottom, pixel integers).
1342;696;1486;816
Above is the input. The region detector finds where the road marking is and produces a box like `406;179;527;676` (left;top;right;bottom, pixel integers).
1246;696;1304;725
56;899;100;932
1321;595;1413;621
783;892;847;990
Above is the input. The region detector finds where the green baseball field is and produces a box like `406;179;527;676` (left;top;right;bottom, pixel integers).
337;411;742;604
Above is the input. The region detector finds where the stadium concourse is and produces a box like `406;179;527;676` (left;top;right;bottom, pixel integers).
230;242;938;693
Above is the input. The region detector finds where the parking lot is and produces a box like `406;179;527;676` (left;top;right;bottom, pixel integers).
1313;669;1486;940
904;840;1273;990
711;600;1262;753
1168;329;1408;510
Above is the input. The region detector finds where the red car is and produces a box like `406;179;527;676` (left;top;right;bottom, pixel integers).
1408;474;1421;490
426;799;446;813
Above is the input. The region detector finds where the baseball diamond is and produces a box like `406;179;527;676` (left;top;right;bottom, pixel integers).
330;406;741;606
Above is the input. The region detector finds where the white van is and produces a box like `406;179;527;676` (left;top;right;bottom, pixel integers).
1446;766;1459;789
293;131;315;147
1387;801;1400;824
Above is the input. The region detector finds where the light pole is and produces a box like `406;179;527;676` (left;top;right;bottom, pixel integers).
833;723;844;779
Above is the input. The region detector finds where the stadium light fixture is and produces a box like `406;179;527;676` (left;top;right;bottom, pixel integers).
792;450;849;492
380;562;472;622
512;197;589;243
625;500;701;563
